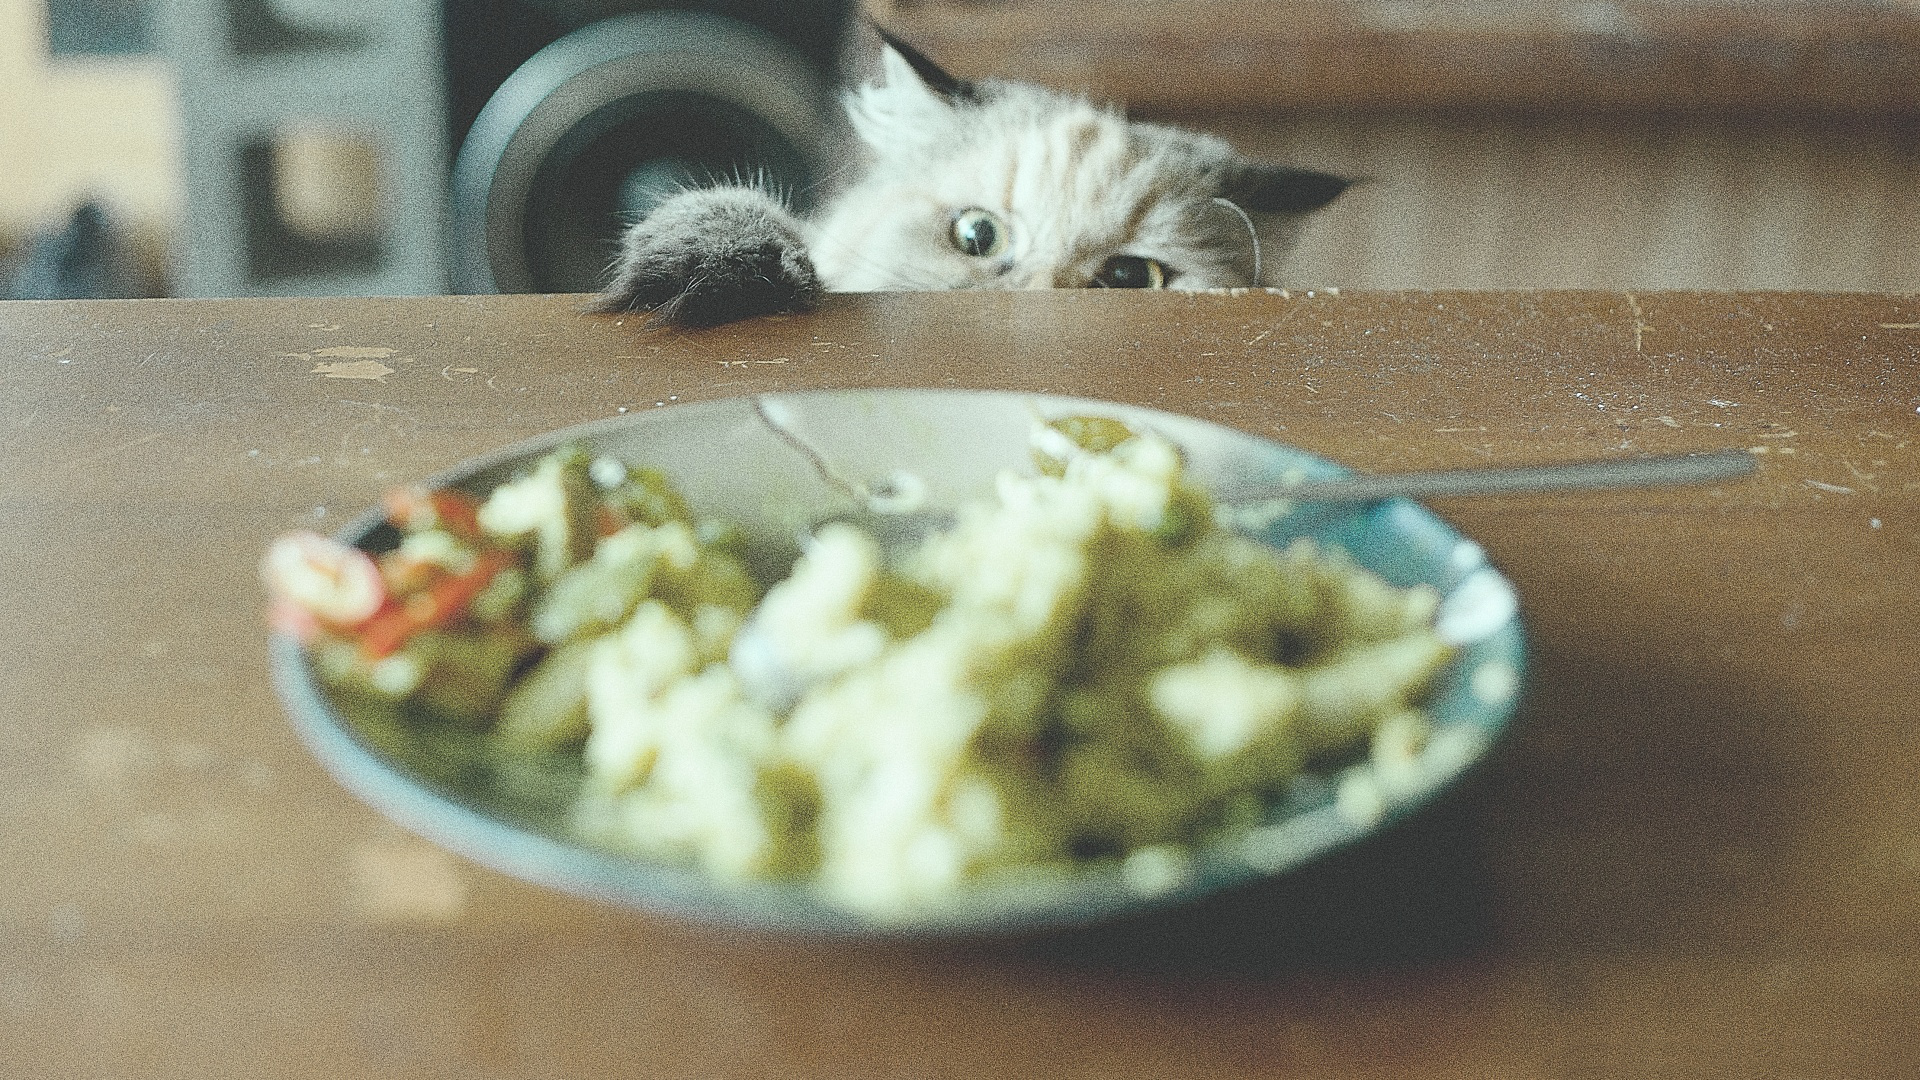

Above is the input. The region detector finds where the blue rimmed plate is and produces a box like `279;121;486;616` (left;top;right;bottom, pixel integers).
269;389;1526;936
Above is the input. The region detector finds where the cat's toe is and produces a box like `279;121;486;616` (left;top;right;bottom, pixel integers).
668;241;821;328
592;189;821;328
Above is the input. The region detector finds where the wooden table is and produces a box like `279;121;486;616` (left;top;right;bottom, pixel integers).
4;290;1916;1076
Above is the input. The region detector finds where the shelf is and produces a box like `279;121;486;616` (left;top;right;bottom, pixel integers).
867;0;1920;115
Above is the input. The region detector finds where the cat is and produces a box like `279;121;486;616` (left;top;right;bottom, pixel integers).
594;29;1350;327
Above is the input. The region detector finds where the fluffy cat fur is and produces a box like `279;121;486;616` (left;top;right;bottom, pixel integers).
595;31;1349;327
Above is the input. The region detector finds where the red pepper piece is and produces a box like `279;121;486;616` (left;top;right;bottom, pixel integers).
383;487;484;538
356;549;515;661
429;490;483;537
598;505;626;538
355;598;413;661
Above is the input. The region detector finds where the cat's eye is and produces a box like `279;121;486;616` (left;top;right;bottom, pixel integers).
1093;255;1167;289
950;209;1007;258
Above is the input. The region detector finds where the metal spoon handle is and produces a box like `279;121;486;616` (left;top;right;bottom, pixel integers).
1263;450;1757;504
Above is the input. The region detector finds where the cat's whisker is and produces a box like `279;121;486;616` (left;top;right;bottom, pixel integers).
1211;196;1261;286
793;158;860;204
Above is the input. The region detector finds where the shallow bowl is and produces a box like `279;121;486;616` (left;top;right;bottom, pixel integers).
270;388;1527;936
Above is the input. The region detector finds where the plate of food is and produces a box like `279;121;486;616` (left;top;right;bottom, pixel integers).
264;389;1525;935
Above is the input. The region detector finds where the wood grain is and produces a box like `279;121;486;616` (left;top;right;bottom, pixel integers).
1192;110;1920;295
867;0;1920;115
3;290;1918;1076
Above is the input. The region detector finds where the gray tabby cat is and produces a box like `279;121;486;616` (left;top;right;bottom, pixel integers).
595;31;1348;327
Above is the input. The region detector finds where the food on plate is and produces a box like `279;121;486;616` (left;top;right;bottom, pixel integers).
265;420;1453;916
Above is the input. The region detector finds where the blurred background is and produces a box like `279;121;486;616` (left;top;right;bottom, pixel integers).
2;0;1916;300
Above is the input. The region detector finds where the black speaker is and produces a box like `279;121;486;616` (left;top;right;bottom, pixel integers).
443;1;853;293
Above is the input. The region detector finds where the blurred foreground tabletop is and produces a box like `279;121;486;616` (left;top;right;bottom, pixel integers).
3;290;1917;1076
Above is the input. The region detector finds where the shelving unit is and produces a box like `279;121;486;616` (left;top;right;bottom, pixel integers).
158;0;450;296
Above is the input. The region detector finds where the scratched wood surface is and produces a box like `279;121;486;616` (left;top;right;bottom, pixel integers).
2;290;1917;1077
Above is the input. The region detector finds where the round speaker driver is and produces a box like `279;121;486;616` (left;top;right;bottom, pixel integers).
450;10;836;294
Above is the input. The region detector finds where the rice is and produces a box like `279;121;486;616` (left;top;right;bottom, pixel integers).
555;421;1452;917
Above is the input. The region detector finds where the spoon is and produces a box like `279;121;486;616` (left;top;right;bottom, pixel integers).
735;448;1756;711
1245;448;1756;503
826;448;1757;554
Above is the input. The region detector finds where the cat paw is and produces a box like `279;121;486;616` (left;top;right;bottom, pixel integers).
592;187;821;328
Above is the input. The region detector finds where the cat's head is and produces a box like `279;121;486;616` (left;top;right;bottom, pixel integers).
808;31;1349;293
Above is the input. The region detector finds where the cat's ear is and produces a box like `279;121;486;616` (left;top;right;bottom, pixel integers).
1224;165;1353;215
846;26;971;149
871;25;978;104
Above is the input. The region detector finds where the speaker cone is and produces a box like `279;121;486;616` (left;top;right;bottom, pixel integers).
450;9;835;294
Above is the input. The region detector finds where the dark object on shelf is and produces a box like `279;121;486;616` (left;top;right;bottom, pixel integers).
3;203;143;301
449;6;848;292
46;0;154;55
446;2;851;294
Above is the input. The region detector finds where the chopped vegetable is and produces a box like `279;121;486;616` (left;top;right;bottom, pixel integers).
262;531;387;632
356;548;516;660
477;447;600;581
268;427;1454;918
